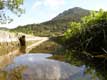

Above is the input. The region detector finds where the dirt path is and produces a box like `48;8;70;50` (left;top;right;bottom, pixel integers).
0;37;49;69
26;37;49;52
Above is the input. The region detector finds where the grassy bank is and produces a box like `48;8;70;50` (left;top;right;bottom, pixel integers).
0;40;39;56
29;40;65;61
0;41;19;56
29;40;60;53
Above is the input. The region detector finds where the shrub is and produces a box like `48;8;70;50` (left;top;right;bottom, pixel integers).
64;9;107;54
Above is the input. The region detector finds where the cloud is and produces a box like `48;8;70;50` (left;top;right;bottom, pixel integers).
31;0;65;10
43;0;65;8
31;1;42;11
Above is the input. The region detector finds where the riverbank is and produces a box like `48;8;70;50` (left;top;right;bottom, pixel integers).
29;39;66;61
0;36;49;69
0;36;107;80
24;37;107;79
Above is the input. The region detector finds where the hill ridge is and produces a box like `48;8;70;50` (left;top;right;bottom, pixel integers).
10;7;90;36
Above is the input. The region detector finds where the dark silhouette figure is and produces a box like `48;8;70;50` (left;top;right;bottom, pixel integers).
18;35;26;53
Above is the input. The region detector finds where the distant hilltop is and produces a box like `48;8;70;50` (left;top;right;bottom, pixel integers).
9;7;90;36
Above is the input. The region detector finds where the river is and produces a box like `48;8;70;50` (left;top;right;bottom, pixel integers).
0;52;106;80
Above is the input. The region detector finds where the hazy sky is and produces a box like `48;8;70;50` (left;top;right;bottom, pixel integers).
1;0;107;29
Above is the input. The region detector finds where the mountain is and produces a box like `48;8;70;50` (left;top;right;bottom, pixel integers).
0;27;9;30
52;7;90;21
10;7;90;37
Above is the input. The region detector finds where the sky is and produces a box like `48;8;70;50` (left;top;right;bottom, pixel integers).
0;0;107;29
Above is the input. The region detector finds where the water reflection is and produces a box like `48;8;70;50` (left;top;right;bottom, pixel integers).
69;65;101;80
14;53;52;63
64;50;107;80
4;53;82;80
1;53;106;80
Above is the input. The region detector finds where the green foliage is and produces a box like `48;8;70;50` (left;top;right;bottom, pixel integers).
0;1;4;9
64;22;81;39
64;9;107;54
7;0;24;15
0;0;24;24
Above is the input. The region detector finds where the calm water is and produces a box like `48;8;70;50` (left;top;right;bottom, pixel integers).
4;53;82;80
0;53;106;80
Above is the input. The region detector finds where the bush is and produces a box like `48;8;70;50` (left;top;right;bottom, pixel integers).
64;9;107;54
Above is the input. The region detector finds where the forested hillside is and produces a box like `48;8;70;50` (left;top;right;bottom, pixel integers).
10;7;90;36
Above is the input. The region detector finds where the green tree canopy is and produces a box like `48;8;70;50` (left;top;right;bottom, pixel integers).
64;9;107;54
0;0;24;24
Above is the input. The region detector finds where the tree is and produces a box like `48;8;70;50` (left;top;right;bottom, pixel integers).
0;0;24;24
64;9;107;54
